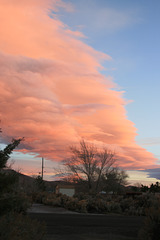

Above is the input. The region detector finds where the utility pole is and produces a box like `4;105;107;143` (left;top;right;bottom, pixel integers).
42;157;44;180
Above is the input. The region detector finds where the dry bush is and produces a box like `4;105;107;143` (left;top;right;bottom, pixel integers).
43;195;61;207
86;198;109;213
0;212;46;240
138;206;160;240
0;192;31;215
34;191;160;216
76;199;88;213
31;191;48;203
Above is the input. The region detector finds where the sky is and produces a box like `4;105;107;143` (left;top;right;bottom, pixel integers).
0;0;160;185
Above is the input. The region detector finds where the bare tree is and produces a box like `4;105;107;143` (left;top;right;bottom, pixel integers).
95;149;116;191
64;139;116;192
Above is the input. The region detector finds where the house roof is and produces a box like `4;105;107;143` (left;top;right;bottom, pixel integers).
56;184;75;189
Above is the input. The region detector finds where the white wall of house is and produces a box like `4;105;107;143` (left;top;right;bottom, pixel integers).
59;188;75;197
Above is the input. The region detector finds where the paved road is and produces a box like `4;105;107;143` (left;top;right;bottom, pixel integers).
28;203;79;214
28;205;145;240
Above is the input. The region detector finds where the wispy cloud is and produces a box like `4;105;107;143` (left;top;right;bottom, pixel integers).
61;0;142;34
142;168;160;180
0;0;156;172
89;8;139;32
137;137;160;146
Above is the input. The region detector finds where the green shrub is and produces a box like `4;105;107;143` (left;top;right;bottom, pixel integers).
0;212;46;240
0;192;31;215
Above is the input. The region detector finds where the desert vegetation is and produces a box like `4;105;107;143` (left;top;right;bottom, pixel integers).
0;138;45;240
32;190;160;216
30;184;160;239
58;140;128;194
30;187;160;239
1;138;160;239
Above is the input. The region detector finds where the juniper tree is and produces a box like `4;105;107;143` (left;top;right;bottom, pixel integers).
0;138;23;193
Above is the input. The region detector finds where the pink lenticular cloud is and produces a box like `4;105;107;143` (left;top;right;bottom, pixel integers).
0;0;157;170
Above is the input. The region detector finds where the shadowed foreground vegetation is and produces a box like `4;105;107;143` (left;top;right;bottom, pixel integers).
31;190;160;239
1;138;160;239
0;138;46;240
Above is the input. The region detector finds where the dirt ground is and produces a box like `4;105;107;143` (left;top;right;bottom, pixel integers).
28;204;145;240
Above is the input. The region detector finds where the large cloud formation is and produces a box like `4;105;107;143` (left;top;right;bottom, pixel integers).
0;0;156;170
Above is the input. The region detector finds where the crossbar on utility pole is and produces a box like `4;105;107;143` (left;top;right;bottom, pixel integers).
42;157;44;180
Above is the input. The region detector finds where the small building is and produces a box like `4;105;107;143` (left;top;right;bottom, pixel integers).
125;192;142;198
55;184;75;197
